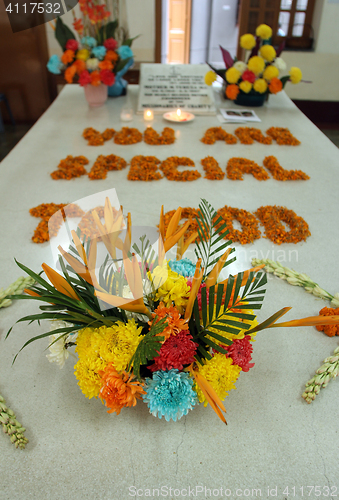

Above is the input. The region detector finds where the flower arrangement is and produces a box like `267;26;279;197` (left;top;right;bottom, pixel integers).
47;1;135;88
205;24;303;102
8;197;339;423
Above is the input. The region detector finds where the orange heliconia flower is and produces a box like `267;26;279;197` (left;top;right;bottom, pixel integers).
226;84;240;100
105;50;119;63
90;70;101;86
149;302;188;340
61;49;75;65
269;77;283;94
98;60;113;71
99;364;145;415
64;64;77;83
73;59;86;74
73;17;84;36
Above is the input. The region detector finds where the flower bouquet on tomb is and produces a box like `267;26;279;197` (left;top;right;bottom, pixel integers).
47;0;136;105
205;24;303;106
8;192;339;424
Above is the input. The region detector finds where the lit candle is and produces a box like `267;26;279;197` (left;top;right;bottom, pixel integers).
176;108;182;119
120;107;133;122
144;109;154;121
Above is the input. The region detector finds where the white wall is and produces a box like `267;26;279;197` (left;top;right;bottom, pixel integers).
284;0;339;101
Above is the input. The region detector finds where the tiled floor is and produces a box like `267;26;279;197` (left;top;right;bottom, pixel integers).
0;123;338;162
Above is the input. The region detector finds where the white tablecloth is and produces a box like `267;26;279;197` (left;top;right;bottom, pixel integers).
1;85;339;499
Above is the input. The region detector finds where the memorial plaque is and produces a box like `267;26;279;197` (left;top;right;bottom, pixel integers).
137;63;216;115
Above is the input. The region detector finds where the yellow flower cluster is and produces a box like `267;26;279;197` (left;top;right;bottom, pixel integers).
247;56;265;76
76;49;90;61
240;33;256;50
74;320;143;399
263;65;279;82
260;45;276;62
289;66;303;84
154;266;190;314
204;70;217;86
256;24;272;40
226;67;241;84
253;78;268;93
195;354;241;406
239;81;252;93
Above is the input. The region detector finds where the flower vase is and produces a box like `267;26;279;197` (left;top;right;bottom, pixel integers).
234;92;267;107
108;58;134;97
84;84;108;107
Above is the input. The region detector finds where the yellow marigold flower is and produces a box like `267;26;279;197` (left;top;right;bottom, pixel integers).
263;65;279;82
239;80;252;93
240;33;256;50
195;354;241;406
225;67;241;84
253;78;268;93
154;266;190;314
259;44;276;62
74;356;107;399
256;24;272;40
289;66;302;84
205;70;217;86
247;56;265;76
76;49;90;61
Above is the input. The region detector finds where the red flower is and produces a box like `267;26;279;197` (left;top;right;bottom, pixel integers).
149;330;198;372
104;37;118;51
78;70;92;87
242;70;256;83
186;280;208;309
100;69;115;86
65;39;79;51
225;336;254;372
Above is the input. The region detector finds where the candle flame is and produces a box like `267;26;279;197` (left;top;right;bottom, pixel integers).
176;109;181;117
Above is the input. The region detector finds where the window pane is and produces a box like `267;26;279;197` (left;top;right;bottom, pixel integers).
264;10;275;27
278;11;290;37
293;12;306;36
296;0;308;10
250;0;260;8
248;11;259;33
280;0;292;10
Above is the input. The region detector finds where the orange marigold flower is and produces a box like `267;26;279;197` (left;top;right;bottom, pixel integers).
73;59;86;74
99;364;145;415
64;64;77;83
269;77;283;94
98;60;113;71
90;70;101;86
61;49;75;65
105;50;119;62
149;302;188;340
226;84;240;100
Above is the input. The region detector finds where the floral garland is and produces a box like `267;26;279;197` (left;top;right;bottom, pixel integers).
143;127;175;145
30;203;84;243
316;308;339;337
200;127;237;145
226;157;269;181
88;154;127;180
0;395;28;449
83;127;115;146
234;127;272;145
127;156;162;181
255;205;311;244
160;157;201;181
266;127;301;146
263;156;309;181
114;127;143;145
201;156;225;180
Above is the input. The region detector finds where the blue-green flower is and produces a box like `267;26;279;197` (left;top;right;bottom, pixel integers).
92;45;106;60
47;55;63;75
117;45;133;60
143;369;198;422
81;36;97;48
169;258;196;277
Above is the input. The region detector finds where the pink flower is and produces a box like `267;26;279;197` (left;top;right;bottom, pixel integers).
225;336;255;372
104;38;118;51
242;70;256;83
65;39;79;51
100;69;115;86
78;70;92;87
149;330;198;372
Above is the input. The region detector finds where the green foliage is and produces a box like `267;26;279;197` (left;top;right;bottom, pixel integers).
280;75;290;88
123;35;140;47
55;17;76;51
128;317;167;381
98;20;118;44
194;199;235;279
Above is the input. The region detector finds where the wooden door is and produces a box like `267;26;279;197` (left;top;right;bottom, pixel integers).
168;0;192;64
0;2;55;123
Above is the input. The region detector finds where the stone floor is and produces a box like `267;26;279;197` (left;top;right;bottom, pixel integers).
0;122;338;162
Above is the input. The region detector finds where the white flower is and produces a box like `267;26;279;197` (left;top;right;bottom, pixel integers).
233;61;247;75
86;58;99;71
273;57;286;71
46;321;77;368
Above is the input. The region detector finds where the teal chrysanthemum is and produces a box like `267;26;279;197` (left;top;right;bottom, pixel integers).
169;258;196;278
142;369;198;422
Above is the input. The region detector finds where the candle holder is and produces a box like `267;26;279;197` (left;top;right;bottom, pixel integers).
120;107;134;122
163;108;195;123
144;109;154;122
